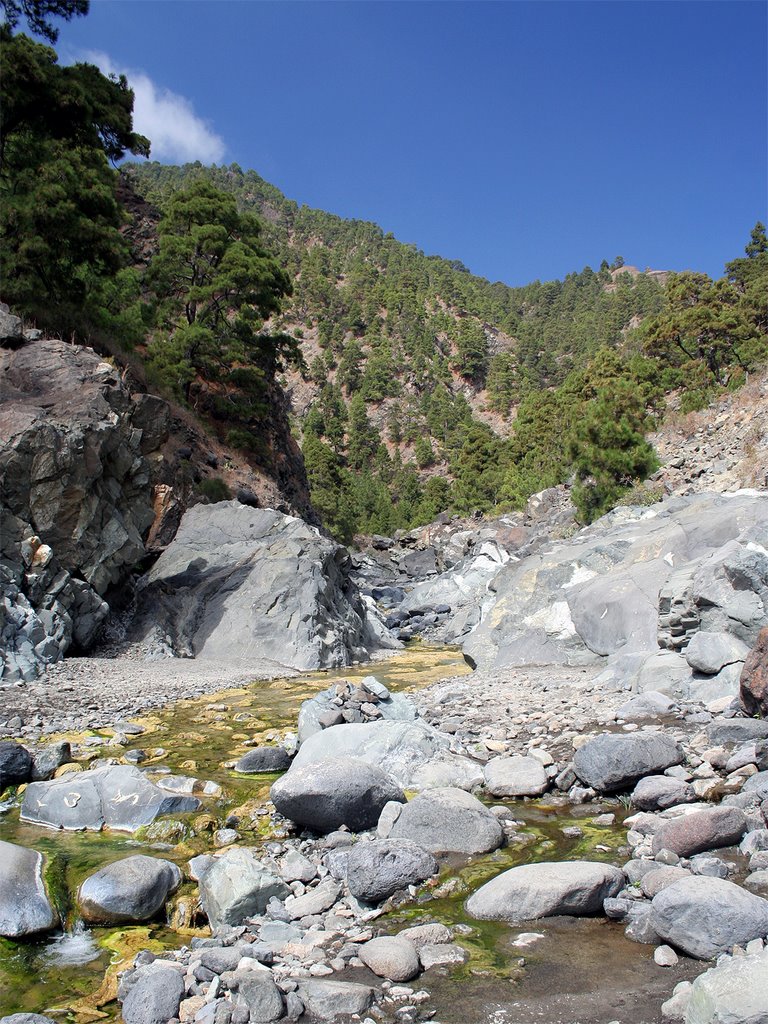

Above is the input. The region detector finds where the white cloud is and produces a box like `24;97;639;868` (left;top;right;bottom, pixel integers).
83;51;226;164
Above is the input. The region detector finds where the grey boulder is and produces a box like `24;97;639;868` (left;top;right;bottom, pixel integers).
30;741;72;781
199;848;290;931
483;755;549;797
615;691;678;722
632;775;696;811
358;935;420;982
0;1017;57;1024
297;683;416;744
650;875;768;959
573;732;683;793
232;971;284;1023
234;747;291;773
290;719;455;788
78;855;182;924
270;757;405;833
685;946;768;1024
651;807;748;857
294;979;374;1019
20;765;200;832
344;838;438;902
121;965;185;1024
685;632;750;675
0;840;59;938
379;787;503;855
466;860;625;921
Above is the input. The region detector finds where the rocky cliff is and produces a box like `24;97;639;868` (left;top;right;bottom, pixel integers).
0;335;169;682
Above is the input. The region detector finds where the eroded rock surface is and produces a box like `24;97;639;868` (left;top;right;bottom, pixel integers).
127;502;398;671
0;840;58;938
0;340;169;683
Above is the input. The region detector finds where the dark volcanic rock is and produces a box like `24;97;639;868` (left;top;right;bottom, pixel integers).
234;747;292;773
0;741;32;791
573;732;683;793
120;965;184;1024
344;838;438;902
270;757;405;833
381;787;503;855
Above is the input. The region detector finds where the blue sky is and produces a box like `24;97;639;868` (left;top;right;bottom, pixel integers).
54;1;767;287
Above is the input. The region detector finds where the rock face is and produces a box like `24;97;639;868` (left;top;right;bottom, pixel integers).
461;493;768;677
740;625;768;717
466;861;625;922
199;848;290;930
127;502;397;671
379;788;504;855
20;765;200;832
78;855;182;924
270;758;405;833
0;840;59;938
0;339;169;683
651;876;768;959
573;732;683;793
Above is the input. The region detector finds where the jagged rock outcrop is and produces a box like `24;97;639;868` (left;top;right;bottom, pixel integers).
127;502;399;670
0;339;169;683
462;492;768;698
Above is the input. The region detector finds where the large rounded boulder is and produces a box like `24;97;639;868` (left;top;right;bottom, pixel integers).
650;875;768;959
379;787;503;855
78;855;182;924
573;732;683;793
466;860;625;922
651;807;748;858
483;755;549;797
270;757;405;833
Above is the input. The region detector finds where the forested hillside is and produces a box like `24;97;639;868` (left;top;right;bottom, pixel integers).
124;163;767;540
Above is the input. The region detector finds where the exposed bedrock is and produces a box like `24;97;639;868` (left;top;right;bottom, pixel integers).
460;491;768;699
127;502;399;671
0;338;169;683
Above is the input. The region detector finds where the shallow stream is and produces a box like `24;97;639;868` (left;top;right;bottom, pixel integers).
0;646;699;1022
